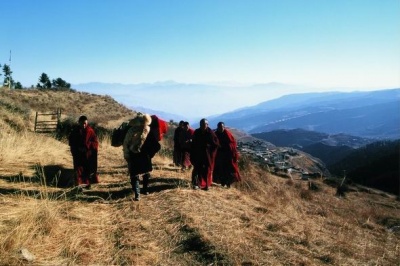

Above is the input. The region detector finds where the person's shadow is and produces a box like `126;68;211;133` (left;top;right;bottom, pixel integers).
0;164;191;202
39;164;76;188
146;177;190;194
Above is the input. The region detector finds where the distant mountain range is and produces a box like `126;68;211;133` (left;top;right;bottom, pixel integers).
221;88;399;195
132;106;187;123
73;82;399;140
209;88;400;140
72;81;313;121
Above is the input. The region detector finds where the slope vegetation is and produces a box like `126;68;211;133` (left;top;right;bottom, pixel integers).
0;88;399;265
0;88;137;132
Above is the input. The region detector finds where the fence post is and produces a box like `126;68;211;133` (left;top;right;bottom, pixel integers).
34;112;38;132
57;108;61;125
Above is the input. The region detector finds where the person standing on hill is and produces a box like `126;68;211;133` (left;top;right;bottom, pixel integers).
213;122;241;188
123;113;163;201
179;121;195;171
173;121;184;167
68;115;99;189
190;118;220;190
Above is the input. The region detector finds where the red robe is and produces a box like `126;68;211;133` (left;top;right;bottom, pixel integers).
69;125;99;186
190;127;220;189
150;115;168;141
179;127;195;168
173;127;183;166
214;129;241;184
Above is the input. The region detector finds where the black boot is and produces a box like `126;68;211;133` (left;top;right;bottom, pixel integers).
130;175;140;201
142;173;150;195
226;174;234;188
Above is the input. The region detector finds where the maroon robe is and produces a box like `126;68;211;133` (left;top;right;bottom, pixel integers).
179;127;195;168
150;115;168;141
214;128;241;185
190;127;220;189
173;127;183;166
69;125;99;186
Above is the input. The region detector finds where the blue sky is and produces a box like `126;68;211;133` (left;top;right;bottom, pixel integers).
2;0;400;89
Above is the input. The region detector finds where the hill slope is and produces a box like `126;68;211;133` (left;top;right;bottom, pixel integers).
0;88;137;131
0;88;399;265
329;140;400;195
1;131;400;265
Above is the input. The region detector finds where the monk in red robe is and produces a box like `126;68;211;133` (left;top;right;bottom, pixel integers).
173;121;184;166
68;115;99;188
213;122;241;188
190;118;220;190
150;115;168;141
179;121;194;170
123;114;164;201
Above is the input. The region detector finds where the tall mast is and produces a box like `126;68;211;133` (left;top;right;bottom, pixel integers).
8;50;11;89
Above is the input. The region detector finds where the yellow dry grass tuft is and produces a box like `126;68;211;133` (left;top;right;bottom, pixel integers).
0;196;116;265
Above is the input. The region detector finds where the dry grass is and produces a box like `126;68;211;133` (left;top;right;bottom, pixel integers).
0;89;399;265
0;89;137;130
0;196;116;265
1;130;399;265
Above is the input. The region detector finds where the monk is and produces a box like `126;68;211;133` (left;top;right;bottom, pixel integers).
179;121;194;171
150;115;168;142
173;121;184;167
123;113;163;201
68;115;99;188
190;118;220;190
213;122;241;188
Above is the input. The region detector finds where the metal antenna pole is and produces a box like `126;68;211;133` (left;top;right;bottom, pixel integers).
8;50;11;89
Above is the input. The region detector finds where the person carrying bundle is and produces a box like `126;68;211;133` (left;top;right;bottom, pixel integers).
123;113;167;201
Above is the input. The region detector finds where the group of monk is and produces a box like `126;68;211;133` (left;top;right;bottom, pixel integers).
68;115;241;201
174;118;241;190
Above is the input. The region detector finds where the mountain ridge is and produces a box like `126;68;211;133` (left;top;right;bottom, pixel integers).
72;81;354;121
209;88;400;139
72;82;399;139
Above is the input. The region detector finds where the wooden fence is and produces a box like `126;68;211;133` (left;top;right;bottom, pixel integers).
34;109;61;133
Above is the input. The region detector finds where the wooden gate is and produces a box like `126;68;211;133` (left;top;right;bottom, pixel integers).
34;108;61;133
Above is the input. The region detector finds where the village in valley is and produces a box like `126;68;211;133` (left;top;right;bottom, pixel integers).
237;139;326;180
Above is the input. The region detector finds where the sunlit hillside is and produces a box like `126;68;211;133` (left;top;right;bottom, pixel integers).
0;88;399;265
0;88;137;132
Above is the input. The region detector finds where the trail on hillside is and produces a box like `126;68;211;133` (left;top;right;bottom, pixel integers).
77;158;284;265
1;140;400;265
92;161;238;265
95;159;400;266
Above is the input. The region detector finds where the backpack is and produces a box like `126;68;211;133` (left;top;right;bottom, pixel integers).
111;122;131;147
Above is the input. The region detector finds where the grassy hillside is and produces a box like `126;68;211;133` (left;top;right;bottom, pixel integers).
0;88;400;265
0;88;137;132
329;140;400;195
